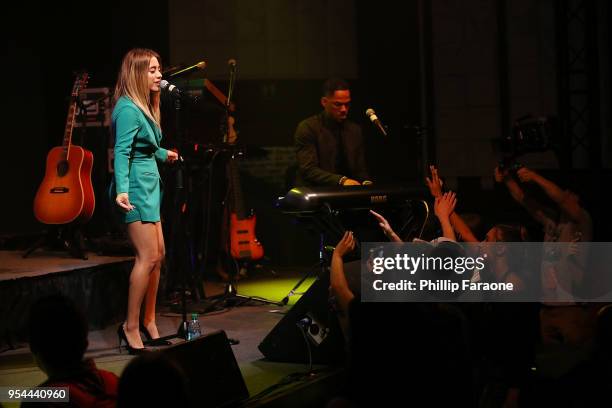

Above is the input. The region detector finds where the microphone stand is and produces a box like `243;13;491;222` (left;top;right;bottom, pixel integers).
196;63;235;290
203;62;282;313
162;93;210;342
170;156;191;341
223;63;236;143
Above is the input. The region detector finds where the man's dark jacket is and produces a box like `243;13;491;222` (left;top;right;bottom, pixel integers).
294;112;369;186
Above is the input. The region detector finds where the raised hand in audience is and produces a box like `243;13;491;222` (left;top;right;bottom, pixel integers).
331;231;357;313
425;165;443;198
333;231;356;259
434;192;457;241
494;165;511;183
370;210;402;242
425;165;479;242
435;191;456;218
516;167;538;183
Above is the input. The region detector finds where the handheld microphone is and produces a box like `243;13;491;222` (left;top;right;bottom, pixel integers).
160;80;199;103
228;58;237;72
226;58;237;115
366;108;388;136
166;61;206;78
160;80;182;97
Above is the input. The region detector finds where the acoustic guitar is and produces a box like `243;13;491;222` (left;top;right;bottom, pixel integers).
33;72;95;224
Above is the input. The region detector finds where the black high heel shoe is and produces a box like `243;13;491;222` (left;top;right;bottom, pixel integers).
139;322;171;346
117;324;149;355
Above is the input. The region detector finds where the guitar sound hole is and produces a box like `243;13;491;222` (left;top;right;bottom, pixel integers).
57;161;69;176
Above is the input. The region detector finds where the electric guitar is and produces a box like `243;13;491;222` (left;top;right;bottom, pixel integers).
203;77;264;261
227;140;264;261
33;72;95;224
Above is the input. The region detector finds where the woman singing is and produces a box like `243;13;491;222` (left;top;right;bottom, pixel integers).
112;48;178;353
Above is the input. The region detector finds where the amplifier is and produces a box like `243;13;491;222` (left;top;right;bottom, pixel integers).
75;87;111;128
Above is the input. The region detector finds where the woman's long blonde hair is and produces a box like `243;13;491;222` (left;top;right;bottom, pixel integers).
114;48;161;128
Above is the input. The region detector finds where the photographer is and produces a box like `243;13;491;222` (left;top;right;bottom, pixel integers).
495;165;593;345
495;166;591;238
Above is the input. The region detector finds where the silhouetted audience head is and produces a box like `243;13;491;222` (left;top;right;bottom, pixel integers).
425;240;467;300
117;351;189;407
28;294;88;374
484;224;526;242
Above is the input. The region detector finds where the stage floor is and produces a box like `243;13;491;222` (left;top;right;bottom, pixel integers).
0;251;333;406
0;303;326;400
0;250;133;281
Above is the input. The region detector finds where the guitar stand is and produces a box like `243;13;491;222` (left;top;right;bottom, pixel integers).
23;225;88;260
200;153;282;311
203;258;284;314
241;257;278;280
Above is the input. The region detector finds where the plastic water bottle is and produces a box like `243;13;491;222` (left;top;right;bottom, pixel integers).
187;313;201;341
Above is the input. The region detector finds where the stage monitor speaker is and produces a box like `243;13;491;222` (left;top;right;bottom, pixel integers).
258;273;346;364
162;330;249;407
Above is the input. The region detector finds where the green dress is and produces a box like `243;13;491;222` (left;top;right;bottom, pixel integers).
112;96;168;223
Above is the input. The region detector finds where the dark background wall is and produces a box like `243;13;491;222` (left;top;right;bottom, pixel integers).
3;1;170;235
2;1;611;260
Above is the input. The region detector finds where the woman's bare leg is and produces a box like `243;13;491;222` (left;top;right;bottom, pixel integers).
142;222;165;338
124;221;161;348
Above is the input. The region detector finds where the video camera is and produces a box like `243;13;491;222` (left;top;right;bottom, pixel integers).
496;115;558;170
498;159;523;172
503;115;557;156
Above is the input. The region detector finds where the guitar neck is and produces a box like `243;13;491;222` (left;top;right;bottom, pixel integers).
203;79;236;112
60;72;88;159
229;159;247;219
62;101;78;154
